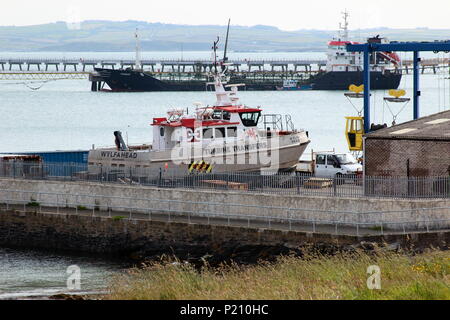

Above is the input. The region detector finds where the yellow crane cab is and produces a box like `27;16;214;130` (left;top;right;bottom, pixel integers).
345;116;364;151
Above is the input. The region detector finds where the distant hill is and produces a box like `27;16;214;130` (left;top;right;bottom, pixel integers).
0;20;449;52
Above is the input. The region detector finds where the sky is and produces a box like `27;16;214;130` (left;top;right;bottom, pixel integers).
1;0;450;30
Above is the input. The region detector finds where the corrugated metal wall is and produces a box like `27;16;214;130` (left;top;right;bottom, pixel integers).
12;151;89;176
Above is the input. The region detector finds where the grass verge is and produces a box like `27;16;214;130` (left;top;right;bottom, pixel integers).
105;249;449;300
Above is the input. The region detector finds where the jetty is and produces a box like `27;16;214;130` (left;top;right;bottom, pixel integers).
0;57;448;81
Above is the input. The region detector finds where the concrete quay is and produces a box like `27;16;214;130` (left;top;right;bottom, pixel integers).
1;178;449;229
0;179;450;253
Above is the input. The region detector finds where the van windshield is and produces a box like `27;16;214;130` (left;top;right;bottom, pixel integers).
335;153;357;165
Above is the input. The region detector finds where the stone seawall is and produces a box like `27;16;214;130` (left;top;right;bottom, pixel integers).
0;210;448;262
1;178;450;230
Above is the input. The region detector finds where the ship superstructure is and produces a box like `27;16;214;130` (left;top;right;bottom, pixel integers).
311;11;402;90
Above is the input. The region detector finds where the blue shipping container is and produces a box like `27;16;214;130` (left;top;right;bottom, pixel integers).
11;150;89;176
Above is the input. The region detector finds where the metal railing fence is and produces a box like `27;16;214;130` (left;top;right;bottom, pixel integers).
0;162;449;199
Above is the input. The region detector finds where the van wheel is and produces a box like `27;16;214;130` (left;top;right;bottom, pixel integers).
335;173;344;185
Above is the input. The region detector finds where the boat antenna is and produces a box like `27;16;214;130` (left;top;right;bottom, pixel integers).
135;28;142;70
212;36;220;75
222;18;231;71
339;10;349;41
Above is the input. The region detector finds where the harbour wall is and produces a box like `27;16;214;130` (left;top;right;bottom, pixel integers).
0;210;448;257
0;178;449;256
1;178;450;230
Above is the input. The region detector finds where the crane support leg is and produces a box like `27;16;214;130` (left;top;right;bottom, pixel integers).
363;49;371;133
413;51;420;119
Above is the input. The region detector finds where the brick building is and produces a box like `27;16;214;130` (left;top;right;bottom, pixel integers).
364;109;450;177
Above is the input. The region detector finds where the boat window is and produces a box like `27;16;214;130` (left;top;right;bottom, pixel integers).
239;111;261;127
160;127;165;137
227;127;237;138
215;127;225;138
316;154;326;165
203;128;213;139
223;111;231;120
212;110;223;120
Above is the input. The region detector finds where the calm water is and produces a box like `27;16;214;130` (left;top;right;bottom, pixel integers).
0;70;449;156
0;51;449;298
0;248;127;299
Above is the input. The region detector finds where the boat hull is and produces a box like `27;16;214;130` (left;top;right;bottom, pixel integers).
93;68;401;92
88;131;310;175
310;70;402;90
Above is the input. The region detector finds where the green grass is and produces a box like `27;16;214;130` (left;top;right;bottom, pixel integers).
112;216;126;221
105;250;450;300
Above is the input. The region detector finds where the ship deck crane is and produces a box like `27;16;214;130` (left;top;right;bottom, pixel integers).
346;40;450;133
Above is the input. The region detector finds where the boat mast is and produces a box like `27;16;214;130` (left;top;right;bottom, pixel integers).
339;10;349;41
212;37;219;75
211;37;232;106
135;28;142;70
222;18;231;71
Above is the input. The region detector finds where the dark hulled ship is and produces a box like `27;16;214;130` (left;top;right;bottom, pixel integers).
90;14;402;92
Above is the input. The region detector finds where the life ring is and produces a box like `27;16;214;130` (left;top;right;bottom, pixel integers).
187;128;201;142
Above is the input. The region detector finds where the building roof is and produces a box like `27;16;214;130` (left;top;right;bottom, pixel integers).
0;154;41;161
365;109;450;141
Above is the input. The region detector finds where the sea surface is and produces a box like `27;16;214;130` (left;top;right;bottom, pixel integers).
0;51;449;298
0;56;448;155
0;248;128;299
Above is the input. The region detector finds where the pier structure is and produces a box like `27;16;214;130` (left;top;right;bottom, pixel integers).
0;57;448;82
401;58;450;74
0;72;89;81
0;57;327;73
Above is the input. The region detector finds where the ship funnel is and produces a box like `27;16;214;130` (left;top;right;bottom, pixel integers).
114;131;129;151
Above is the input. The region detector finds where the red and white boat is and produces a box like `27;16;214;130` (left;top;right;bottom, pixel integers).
88;41;310;174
